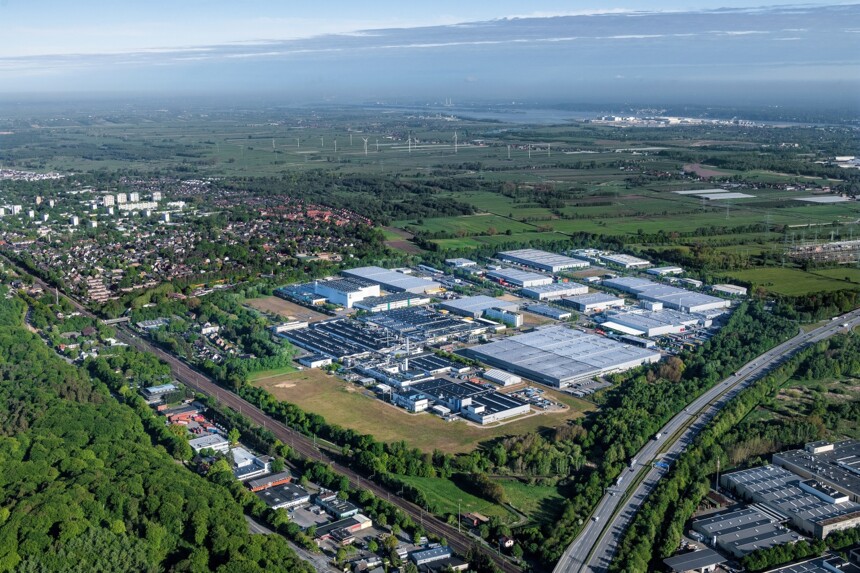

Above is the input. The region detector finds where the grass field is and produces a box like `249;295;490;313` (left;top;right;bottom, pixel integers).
722;267;860;296
497;479;566;524
245;296;329;323
248;365;298;381
393;475;514;521
251;370;594;454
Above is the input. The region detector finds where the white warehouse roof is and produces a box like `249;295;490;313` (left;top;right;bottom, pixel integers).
498;248;589;272
342;266;441;294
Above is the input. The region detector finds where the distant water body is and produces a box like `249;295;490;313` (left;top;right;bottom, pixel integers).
376;105;601;125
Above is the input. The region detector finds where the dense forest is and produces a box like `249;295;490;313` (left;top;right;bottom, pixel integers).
0;291;313;573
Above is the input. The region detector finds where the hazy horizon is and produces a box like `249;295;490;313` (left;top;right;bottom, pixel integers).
1;2;858;110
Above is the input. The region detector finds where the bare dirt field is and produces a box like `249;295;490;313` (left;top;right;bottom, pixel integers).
245;296;329;323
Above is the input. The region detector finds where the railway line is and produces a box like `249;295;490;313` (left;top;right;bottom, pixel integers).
8;261;520;573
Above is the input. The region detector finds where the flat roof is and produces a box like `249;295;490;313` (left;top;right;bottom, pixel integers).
563;292;625;305
521;282;588;296
774;440;860;498
603;277;729;311
256;483;310;508
600;308;703;332
498;248;589;270
316;277;377;294
486;268;552;285
342;266;441;293
439;295;518;316
765;557;860;573
247;471;294;490
525;304;572;319
464;326;660;385
663;549;725;572
724;464;860;526
600;253;651;266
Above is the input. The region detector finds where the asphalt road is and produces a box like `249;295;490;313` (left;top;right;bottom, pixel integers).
554;310;860;573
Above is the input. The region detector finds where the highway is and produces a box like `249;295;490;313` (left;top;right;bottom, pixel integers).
554;309;860;573
6;261;520;573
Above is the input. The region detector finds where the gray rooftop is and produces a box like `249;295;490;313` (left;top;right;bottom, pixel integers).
774;440;860;499
439;295;519;317
486;267;552;285
663;548;726;572
498;248;589;271
342;266;441;293
603;277;729;311
464;326;660;386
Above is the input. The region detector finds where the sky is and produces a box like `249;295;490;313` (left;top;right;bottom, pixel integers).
0;1;858;108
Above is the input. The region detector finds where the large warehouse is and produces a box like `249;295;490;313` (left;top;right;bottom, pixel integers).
313;278;380;308
342;266;442;294
497;248;589;272
598;308;711;337
486;268;552;288
721;464;860;539
773;440;860;503
562;292;626;313
520;282;588;300
463;326;661;388
439;295;519;318
603;277;730;313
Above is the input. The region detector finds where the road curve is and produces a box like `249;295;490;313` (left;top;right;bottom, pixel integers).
554;310;860;573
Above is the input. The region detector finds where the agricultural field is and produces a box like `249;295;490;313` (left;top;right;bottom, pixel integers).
721;267;860;296
245;296;329;323
251;369;594;454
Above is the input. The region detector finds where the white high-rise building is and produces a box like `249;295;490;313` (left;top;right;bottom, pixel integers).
116;193;127;204
70;216;79;226
162;212;170;223
151;191;162;201
103;195;115;207
129;192;140;202
10;205;22;215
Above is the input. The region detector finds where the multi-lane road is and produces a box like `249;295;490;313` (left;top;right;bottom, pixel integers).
555;309;860;573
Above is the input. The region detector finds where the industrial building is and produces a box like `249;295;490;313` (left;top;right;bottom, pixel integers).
281;318;394;360
189;434;230;454
352;292;431;313
342;266;442;294
647;266;684;276
409;378;530;424
463;326;661;388
312;278;380;308
315;490;360;520
691;505;803;558
256;483;311;510
711;284;748;297
439;295;518;318
721;464;860;539
248;471;294;492
773;440;860;503
763;556;860;573
231;447;271;481
598;308;711;338
313;514;373;542
393;389;431;413
445;258;477;268
603;277;730;313
484;306;524;328
520;282;588;300
363;307;489;344
662;548;725;573
483;369;522;387
563;292;626;313
599;253;651;269
525;304;572;320
486;268;552;288
497;248;589;272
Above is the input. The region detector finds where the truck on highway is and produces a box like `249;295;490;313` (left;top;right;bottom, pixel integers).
654;432;662;440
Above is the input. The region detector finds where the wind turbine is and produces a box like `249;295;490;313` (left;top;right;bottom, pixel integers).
408;135;412;153
272;138;275;151
507;145;511;160
362;137;369;156
376;139;379;152
296;137;300;149
320;136;324;147
453;131;458;154
349;133;353;146
334;139;337;153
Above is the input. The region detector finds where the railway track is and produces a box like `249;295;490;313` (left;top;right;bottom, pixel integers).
7;261;520;573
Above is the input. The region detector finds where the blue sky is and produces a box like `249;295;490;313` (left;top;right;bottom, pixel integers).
0;0;852;57
0;1;857;106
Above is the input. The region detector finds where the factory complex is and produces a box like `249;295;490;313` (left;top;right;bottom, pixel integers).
462;326;661;388
497;248;589;272
603;276;731;313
